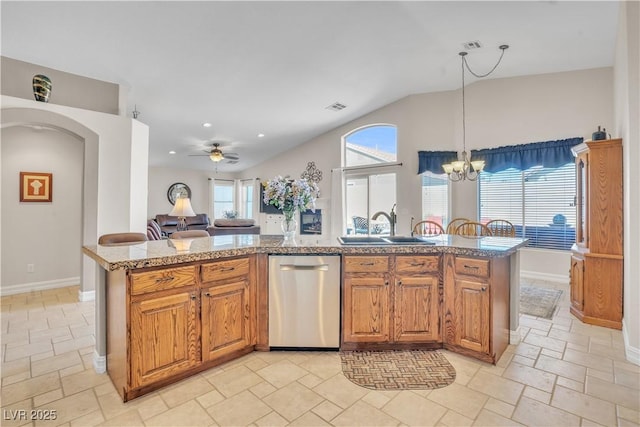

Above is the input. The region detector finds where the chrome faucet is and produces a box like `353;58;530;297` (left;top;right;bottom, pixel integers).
372;204;397;236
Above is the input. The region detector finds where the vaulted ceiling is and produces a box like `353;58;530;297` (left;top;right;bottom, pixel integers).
1;1;620;172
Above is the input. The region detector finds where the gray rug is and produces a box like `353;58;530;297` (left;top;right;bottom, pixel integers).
520;286;563;319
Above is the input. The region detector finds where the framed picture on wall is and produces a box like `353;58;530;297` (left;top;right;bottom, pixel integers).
20;172;52;202
300;209;322;235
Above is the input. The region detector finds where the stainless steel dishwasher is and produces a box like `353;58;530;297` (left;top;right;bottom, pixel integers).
268;255;341;349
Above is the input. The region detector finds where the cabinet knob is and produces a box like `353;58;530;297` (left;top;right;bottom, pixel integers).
385;281;389;286
398;280;403;286
205;292;211;297
481;287;487;292
190;294;197;300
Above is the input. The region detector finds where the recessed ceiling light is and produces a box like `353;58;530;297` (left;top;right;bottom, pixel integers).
169;150;176;154
202;123;212;128
258;133;265;138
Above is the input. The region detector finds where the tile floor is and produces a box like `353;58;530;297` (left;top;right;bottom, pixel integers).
1;279;638;427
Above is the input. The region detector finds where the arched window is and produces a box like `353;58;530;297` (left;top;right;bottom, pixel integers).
344;125;397;167
341;125;398;235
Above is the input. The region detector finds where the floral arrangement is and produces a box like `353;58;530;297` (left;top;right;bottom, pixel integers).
262;176;320;216
223;210;238;219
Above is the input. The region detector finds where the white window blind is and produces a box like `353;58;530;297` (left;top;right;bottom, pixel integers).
421;172;449;228
479;163;576;250
213;179;235;219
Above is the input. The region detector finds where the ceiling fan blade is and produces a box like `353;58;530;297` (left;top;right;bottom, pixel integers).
188;154;211;157
224;153;240;160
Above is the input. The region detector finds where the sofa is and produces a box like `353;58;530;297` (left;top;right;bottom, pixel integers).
155;213;210;236
207;218;261;236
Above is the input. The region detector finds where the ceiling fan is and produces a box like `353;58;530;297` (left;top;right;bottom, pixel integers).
189;142;240;164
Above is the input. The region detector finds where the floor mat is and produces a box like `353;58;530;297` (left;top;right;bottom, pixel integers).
520;286;563;319
340;349;456;390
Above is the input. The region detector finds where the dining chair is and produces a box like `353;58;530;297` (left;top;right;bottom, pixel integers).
486;219;516;237
170;230;210;239
454;221;493;237
446;217;471;234
412;220;445;236
98;232;148;245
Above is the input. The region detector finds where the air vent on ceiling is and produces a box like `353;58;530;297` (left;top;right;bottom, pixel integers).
462;40;482;50
326;102;347;112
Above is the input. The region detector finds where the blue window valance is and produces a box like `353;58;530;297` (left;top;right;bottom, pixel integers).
470;137;583;173
417;151;458;174
417;137;583;175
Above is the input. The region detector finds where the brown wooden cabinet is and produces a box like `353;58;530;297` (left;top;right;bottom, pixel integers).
106;256;256;401
570;139;623;329
443;254;509;364
201;257;255;362
130;290;198;389
342;255;440;349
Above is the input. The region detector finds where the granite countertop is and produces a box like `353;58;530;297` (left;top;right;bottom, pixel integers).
83;234;528;271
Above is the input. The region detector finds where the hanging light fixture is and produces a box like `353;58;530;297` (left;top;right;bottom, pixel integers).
209;144;225;162
443;44;509;181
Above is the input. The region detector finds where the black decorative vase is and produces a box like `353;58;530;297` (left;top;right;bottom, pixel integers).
32;74;52;102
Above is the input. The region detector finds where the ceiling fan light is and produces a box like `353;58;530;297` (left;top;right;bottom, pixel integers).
209;150;224;162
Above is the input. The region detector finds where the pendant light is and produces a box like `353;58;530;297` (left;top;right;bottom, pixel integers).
443;44;509;181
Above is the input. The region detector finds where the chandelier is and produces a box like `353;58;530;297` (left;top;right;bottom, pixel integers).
443;45;509;181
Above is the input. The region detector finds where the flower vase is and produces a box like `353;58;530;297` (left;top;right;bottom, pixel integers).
281;210;297;246
32;74;52;103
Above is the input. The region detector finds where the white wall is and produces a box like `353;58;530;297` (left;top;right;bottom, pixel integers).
1;126;83;292
1;96;149;296
614;1;640;364
242;67;613;238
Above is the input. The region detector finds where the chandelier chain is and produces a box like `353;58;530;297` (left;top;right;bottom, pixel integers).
462;45;509;79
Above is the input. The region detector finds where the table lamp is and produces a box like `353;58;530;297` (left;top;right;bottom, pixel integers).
169;197;196;232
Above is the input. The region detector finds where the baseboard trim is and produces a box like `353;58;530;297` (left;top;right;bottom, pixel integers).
520;270;569;284
0;277;80;297
78;289;96;302
622;318;640;366
93;350;106;374
510;327;522;345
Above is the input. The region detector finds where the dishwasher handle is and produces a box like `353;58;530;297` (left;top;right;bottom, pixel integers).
279;264;329;271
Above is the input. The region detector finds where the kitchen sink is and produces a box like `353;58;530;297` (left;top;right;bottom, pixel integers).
337;235;436;245
337;236;388;245
382;236;436;245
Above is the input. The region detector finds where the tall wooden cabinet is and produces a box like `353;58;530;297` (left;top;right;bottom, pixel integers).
570;139;623;329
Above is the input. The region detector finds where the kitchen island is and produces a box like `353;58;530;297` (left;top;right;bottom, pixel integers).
83;234;527;401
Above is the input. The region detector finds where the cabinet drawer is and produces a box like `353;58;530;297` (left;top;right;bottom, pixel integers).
455;257;490;278
344;256;389;273
396;256;439;274
201;257;250;282
130;266;197;295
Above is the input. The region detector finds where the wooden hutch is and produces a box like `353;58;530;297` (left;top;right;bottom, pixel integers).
570;138;623;329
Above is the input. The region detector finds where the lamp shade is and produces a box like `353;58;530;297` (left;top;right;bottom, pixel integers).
169;197;196;217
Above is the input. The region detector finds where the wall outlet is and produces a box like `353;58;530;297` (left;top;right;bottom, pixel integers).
27;264;35;273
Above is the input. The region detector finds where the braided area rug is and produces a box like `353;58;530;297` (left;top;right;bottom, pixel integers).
340;349;456;390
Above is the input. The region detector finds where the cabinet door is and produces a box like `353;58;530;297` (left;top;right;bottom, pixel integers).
448;278;490;354
343;275;390;343
201;278;253;362
570;255;584;311
130;291;198;389
394;275;439;342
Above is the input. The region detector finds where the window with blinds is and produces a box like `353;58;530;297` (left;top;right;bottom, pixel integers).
421;172;449;228
479;163;576;250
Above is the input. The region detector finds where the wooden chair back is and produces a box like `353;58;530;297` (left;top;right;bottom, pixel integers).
98;232;148;245
412;220;445;236
486;219;516;237
446;217;471;234
170;230;210;239
454;221;493;237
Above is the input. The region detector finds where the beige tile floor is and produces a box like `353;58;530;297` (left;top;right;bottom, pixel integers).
1;279;638;427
